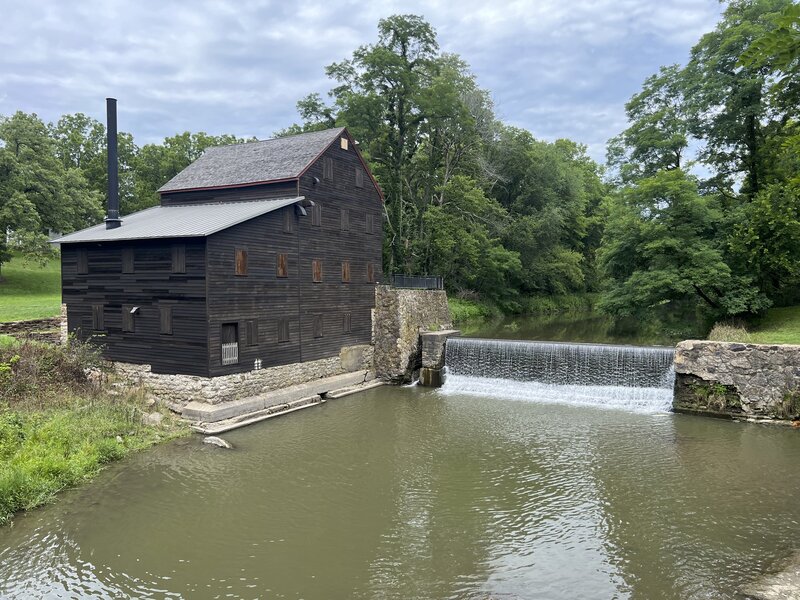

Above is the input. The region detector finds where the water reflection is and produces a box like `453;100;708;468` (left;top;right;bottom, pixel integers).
1;387;799;599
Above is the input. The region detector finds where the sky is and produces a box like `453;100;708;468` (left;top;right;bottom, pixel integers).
0;0;724;163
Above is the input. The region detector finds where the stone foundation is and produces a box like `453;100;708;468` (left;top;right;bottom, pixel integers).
115;344;374;406
419;329;461;387
0;315;64;344
673;340;800;420
372;286;452;383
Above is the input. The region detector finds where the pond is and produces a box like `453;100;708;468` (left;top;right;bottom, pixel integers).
2;385;799;599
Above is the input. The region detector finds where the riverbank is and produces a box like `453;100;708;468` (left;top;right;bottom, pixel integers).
708;306;800;345
0;336;188;525
449;294;595;323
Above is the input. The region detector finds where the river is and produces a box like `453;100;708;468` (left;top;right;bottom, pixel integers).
2;385;799;599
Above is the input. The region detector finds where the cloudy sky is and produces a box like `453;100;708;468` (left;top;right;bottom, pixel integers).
0;0;724;162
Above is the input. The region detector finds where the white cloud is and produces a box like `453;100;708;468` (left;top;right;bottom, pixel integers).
0;0;723;159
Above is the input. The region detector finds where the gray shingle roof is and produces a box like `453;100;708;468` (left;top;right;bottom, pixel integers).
158;127;346;193
52;197;304;244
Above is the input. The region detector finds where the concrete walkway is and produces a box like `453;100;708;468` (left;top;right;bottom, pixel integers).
184;370;385;434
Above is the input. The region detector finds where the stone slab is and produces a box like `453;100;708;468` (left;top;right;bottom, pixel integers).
192;396;323;435
323;379;386;399
182;370;373;423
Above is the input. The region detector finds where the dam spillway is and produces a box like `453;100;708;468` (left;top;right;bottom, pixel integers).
441;337;675;413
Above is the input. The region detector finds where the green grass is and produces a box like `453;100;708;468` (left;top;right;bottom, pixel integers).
708;306;800;345
749;306;800;345
0;255;62;322
448;298;501;323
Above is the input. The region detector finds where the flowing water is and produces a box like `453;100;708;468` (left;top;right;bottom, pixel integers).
2;386;800;599
443;338;676;413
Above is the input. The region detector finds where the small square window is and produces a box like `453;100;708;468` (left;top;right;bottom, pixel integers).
277;253;288;278
122;248;134;274
312;259;322;283
340;137;349;150
341;261;351;283
278;318;290;343
235;248;248;276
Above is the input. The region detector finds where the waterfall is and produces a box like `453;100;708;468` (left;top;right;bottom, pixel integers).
441;338;675;413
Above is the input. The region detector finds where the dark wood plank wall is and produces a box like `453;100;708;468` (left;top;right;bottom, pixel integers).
297;132;383;362
61;239;209;376
160;181;299;206
206;208;302;376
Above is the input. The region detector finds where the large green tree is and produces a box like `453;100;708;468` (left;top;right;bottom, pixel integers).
0;112;102;275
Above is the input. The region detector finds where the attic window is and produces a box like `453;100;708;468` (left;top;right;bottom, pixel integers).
340;137;349;150
323;157;334;180
355;167;364;188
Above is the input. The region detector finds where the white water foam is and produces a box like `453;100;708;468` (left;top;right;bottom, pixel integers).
439;373;674;414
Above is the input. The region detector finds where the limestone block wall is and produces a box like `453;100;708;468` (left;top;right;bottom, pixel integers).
115;344;373;406
0;315;64;344
673;340;800;419
373;286;452;383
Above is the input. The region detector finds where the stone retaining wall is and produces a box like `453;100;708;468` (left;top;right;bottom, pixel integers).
673;340;800;420
0;315;63;344
372;286;452;383
115;344;374;406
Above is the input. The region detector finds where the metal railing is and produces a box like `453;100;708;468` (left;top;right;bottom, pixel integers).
221;342;239;365
390;274;444;290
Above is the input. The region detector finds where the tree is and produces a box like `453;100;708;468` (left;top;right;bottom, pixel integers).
597;170;768;317
0;112;102;276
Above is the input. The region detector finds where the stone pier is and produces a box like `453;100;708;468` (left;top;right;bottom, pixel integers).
419;330;461;387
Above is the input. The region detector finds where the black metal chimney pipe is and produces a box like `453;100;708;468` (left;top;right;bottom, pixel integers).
105;98;122;229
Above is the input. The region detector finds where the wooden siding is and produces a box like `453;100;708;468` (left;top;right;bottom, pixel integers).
159;181;299;206
61;239;208;376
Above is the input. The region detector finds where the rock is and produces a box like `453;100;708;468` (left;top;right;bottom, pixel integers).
740;550;800;599
115;435;124;443
141;412;163;426
145;398;156;408
204;436;233;449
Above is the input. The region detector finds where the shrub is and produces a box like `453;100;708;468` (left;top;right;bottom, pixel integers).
707;323;752;343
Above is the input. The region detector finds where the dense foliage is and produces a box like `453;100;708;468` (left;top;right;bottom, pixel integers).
1;2;797;320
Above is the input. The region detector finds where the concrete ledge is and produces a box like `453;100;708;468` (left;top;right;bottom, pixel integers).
324;379;386;399
182;370;374;423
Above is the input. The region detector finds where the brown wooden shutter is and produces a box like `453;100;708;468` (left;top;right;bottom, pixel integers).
172;244;186;273
235;248;248;276
341;261;350;283
313;314;323;338
312;259;322;283
278;318;290;343
160;305;172;335
77;249;88;274
277;253;288;278
367;262;375;283
122;248;134;273
355;167;364;188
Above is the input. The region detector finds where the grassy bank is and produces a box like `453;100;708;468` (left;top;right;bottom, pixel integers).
0;337;188;525
0;255;62;323
449;294;596;324
708;306;800;345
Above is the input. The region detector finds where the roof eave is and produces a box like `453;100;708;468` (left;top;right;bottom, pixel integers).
158;176;301;196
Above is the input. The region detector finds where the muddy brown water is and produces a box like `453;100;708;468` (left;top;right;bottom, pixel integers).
1;384;799;599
